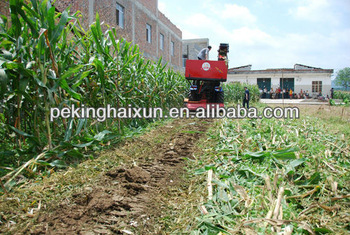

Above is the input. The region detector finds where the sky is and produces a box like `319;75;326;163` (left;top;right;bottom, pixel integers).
158;0;350;73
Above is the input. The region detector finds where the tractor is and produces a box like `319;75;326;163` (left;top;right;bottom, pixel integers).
184;43;229;111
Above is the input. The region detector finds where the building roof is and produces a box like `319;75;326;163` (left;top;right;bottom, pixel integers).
228;64;333;74
230;64;252;71
183;38;209;43
294;64;322;70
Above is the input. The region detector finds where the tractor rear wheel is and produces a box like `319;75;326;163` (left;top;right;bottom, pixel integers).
188;90;193;101
188;90;202;101
218;91;224;103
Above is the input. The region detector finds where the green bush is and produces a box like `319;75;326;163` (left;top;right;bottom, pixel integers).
223;82;260;104
334;90;350;101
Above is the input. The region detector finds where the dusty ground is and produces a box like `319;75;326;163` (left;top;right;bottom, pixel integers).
3;104;347;234
18;118;212;234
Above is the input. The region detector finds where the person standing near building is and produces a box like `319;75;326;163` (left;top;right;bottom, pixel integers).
270;87;274;99
243;87;250;109
197;46;212;60
330;88;334;99
276;87;281;99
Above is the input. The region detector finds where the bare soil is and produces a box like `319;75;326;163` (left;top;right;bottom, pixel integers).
29;118;211;234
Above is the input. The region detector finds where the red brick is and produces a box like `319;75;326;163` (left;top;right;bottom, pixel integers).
0;0;10;19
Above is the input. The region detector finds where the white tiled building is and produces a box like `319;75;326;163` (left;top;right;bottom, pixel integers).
227;64;334;97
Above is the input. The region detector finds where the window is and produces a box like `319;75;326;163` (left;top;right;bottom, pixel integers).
146;24;152;43
312;81;322;93
170;41;174;56
116;3;124;29
160;33;164;50
182;54;188;67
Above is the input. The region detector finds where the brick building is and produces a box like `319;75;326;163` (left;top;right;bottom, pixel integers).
0;0;9;18
0;0;183;70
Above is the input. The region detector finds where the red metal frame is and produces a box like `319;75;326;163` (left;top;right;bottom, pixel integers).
185;59;228;111
185;60;227;81
186;100;225;111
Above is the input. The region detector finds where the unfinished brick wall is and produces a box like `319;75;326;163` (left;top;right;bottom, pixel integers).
95;0;116;31
158;12;181;38
54;0;90;29
158;27;168;63
138;0;157;15
0;0;10;19
134;5;158;60
113;0;133;42
115;0;182;69
0;0;182;70
158;11;182;68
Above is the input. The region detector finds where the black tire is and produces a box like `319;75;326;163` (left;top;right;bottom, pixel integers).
188;90;193;101
217;90;224;103
188;90;202;101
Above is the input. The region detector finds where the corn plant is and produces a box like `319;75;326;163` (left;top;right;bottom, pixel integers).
0;0;187;189
334;90;350;104
223;82;260;103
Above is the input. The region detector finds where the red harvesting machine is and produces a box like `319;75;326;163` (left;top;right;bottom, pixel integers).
184;43;229;111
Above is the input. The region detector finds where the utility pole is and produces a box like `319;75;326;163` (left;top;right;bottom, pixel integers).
282;70;284;107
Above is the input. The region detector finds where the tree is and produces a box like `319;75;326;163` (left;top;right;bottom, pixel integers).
335;67;350;91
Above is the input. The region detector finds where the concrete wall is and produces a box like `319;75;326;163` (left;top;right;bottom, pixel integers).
182;38;209;61
294;74;332;97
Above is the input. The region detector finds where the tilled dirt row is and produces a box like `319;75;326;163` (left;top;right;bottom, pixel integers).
32;119;211;234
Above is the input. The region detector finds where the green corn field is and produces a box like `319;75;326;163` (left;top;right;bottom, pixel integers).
0;0;188;187
1;1;349;234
